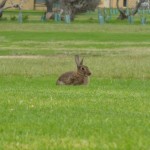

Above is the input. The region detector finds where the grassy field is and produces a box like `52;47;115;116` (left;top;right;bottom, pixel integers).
0;19;150;149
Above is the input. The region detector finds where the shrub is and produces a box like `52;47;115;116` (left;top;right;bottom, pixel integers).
23;15;29;21
10;15;17;21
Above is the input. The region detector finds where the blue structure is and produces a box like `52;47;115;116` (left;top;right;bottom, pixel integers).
128;15;134;24
18;11;23;23
98;8;104;24
35;0;46;3
65;14;71;23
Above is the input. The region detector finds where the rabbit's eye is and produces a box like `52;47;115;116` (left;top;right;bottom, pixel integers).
81;67;85;71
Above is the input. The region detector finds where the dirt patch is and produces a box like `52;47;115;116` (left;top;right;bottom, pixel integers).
0;55;47;59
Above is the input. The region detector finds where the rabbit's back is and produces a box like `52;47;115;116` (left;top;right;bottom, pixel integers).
56;71;88;85
56;71;75;85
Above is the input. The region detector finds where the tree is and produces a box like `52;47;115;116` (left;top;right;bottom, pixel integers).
0;0;26;18
116;0;146;20
45;0;100;20
0;0;8;18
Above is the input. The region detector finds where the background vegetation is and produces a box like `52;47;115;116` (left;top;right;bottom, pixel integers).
0;11;150;149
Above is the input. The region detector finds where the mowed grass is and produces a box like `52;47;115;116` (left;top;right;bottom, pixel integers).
0;22;150;149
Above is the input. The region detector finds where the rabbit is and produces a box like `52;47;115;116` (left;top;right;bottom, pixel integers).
56;55;91;85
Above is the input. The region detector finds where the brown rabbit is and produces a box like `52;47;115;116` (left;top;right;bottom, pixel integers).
56;55;91;85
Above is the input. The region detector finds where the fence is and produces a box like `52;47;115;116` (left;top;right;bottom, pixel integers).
1;7;150;25
98;7;150;25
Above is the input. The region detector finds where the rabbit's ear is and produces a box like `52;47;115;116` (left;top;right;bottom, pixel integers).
75;55;80;67
80;58;84;65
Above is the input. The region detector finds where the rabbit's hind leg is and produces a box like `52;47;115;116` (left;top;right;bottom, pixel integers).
56;80;65;85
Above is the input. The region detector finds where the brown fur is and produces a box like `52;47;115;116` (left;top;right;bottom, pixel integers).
56;55;91;85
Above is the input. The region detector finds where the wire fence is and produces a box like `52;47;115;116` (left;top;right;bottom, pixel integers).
0;4;150;25
98;7;150;25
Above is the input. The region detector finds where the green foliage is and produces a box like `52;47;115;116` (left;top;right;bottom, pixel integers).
10;15;17;21
0;17;7;21
23;15;29;21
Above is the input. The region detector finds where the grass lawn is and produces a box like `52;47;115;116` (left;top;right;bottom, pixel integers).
0;18;150;149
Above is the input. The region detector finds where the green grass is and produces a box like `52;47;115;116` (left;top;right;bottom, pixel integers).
0;18;150;149
0;23;150;56
0;76;150;149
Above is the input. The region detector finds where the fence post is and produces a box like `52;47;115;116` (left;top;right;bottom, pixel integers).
18;11;22;23
53;2;61;22
141;17;146;25
98;8;104;24
128;15;134;24
65;14;71;24
139;9;147;25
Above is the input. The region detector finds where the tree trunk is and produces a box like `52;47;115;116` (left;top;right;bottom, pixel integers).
0;0;7;18
0;0;23;18
116;0;145;20
45;0;99;21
